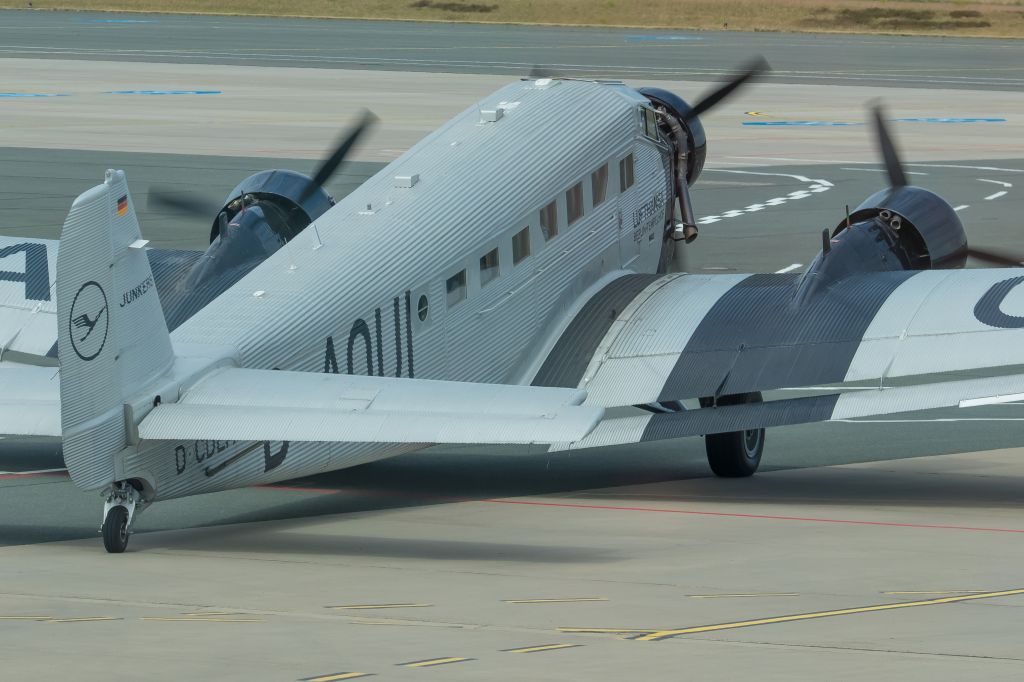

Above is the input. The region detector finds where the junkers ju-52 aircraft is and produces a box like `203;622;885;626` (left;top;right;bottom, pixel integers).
3;60;1024;552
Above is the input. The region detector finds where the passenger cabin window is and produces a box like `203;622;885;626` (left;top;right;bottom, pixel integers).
539;200;558;241
566;183;584;225
480;248;499;286
592;164;608;207
446;269;467;308
619;153;635;192
512;226;530;264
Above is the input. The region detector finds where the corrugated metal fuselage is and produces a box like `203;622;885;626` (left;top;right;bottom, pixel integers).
120;79;676;501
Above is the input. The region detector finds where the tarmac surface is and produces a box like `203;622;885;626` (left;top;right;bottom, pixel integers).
2;12;1024;681
1;9;1023;90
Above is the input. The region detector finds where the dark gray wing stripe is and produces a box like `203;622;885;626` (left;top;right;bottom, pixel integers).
532;274;659;388
658;271;918;401
641;393;840;441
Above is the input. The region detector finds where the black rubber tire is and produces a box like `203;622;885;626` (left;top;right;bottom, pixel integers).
704;392;765;478
102;505;130;554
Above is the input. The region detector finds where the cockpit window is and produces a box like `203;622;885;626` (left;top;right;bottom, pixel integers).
641;107;660;141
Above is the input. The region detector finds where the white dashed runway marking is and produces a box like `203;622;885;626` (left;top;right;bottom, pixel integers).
697;170;833;226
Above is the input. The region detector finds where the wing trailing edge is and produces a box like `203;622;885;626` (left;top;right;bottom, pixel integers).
550;372;1024;451
138;367;602;445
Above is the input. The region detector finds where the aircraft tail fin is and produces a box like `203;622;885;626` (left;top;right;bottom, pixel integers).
57;169;173;490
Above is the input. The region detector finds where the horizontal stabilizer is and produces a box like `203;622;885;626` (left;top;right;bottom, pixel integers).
139;367;602;445
551;372;1024;451
0;362;60;437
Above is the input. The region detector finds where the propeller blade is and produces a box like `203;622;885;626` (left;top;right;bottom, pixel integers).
967;246;1024;268
871;103;909;189
683;56;770;122
299;109;378;204
147;188;221;218
528;65;557;80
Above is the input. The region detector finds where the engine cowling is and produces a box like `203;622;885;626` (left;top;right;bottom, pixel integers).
798;186;968;301
209;169;335;244
834;186;968;270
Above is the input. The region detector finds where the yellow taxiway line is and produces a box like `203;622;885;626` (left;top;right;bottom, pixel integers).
504;597;607;604
688;593;800;599
399;657;473;668
140;617;264;622
328;603;432;610
503;643;582;654
300;673;371;681
558;628;657;634
47;617;121;623
637;588;1024;641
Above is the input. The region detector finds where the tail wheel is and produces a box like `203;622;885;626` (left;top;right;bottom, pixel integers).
704;392;764;478
102;506;130;553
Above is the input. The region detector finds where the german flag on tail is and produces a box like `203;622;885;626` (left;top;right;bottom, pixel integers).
116;195;128;217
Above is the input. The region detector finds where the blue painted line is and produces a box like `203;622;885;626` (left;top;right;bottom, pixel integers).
743;121;862;127
894;117;1005;123
743;118;1005;127
0;92;69;98
625;35;703;42
106;90;222;96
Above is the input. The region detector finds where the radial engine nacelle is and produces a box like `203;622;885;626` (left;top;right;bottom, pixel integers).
835;185;969;270
209;169;335;245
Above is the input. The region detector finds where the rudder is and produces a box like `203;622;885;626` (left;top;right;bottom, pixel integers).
57;169;173;490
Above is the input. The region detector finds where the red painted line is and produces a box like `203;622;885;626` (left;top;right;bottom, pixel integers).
486;498;1024;534
256;483;1024;534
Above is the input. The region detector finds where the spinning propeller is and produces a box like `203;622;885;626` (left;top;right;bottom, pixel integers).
148;109;377;221
682;57;770;124
869;103;1021;268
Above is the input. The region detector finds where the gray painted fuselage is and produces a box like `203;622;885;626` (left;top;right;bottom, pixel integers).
123;78;675;501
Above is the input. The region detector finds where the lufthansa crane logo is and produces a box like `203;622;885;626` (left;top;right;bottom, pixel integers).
69;280;109;361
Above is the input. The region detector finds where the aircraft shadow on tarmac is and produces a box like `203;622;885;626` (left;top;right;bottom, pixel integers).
213;435;1024;525
5;417;1024;553
136;441;1024;558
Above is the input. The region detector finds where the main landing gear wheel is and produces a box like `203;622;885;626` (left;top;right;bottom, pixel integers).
102;505;129;553
703;392;765;478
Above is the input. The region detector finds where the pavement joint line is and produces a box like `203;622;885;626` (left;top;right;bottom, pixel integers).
397;657;474;668
502;643;583;654
688;589;798;593
504;597;608;604
299;673;372;681
635;587;1024;641
0;616;52;620
327;603;432;610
